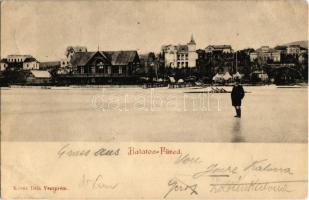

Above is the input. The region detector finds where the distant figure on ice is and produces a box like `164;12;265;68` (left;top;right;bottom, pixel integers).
231;78;245;118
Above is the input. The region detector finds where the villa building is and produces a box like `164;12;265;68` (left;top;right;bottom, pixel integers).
249;46;281;63
161;35;198;68
0;55;39;70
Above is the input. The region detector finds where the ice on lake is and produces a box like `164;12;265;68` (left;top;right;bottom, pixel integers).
1;85;307;142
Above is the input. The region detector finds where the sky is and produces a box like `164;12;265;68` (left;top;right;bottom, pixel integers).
1;0;308;61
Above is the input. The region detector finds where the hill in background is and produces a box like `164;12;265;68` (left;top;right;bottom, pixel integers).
282;40;308;49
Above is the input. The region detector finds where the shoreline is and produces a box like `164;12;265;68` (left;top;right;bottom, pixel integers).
1;83;307;89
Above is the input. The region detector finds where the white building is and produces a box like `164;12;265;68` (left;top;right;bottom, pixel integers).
1;55;39;70
161;35;197;68
286;45;301;55
0;59;8;71
249;46;281;62
23;57;39;70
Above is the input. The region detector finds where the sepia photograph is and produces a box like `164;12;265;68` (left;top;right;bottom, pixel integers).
1;0;308;199
1;0;307;143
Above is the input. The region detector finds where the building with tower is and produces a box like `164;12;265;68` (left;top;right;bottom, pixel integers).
161;35;198;68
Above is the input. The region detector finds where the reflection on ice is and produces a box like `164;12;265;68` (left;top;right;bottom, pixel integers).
231;119;245;143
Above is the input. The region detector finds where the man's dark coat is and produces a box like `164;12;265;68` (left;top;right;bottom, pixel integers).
231;84;245;106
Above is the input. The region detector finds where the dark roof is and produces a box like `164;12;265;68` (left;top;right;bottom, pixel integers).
207;45;232;49
289;45;301;48
274;46;287;50
70;51;138;67
70;52;97;66
102;51;138;65
0;58;8;63
24;57;38;62
177;45;188;52
39;61;61;69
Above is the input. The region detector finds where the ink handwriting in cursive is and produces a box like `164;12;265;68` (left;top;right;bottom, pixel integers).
80;174;118;190
243;159;293;175
164;177;198;198
57;144;120;158
209;180;308;193
174;153;202;165
192;164;238;179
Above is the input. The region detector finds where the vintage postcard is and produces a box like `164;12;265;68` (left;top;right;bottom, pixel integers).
1;0;308;199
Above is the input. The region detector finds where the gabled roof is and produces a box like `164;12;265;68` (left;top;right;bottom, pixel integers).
30;70;51;78
102;51;138;65
70;52;97;66
24;57;39;62
70;51;138;67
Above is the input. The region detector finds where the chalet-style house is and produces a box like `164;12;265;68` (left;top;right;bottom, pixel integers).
58;50;140;84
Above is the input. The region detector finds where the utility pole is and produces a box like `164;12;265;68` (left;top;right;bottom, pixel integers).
235;51;238;73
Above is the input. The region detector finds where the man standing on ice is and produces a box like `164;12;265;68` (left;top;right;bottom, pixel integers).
231;78;245;118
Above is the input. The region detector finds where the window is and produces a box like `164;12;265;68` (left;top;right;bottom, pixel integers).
185;62;188;67
113;66;119;74
119;66;122;74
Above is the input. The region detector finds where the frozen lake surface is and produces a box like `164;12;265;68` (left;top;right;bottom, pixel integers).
1;85;307;142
